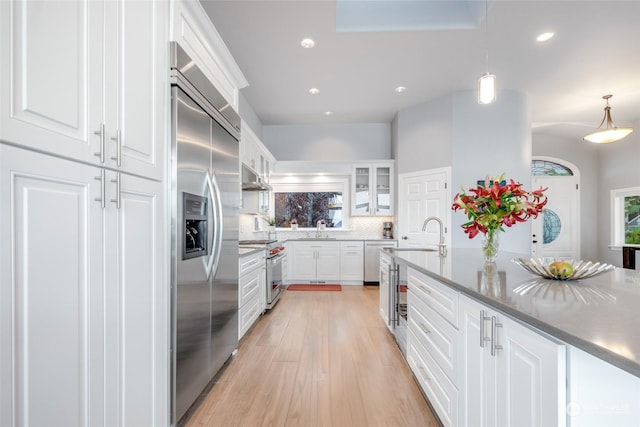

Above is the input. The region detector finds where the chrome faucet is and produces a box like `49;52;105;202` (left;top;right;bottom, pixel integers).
422;216;447;257
316;220;325;238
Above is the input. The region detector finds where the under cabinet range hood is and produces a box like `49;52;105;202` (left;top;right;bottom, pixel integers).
242;164;271;191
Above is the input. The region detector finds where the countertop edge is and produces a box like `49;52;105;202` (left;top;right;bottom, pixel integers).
391;252;640;379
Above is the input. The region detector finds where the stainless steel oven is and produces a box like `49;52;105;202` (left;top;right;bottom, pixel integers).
266;250;284;309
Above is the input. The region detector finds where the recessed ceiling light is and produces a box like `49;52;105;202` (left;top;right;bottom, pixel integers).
324;111;333;116
309;88;320;95
395;86;407;93
536;32;555;42
300;38;315;49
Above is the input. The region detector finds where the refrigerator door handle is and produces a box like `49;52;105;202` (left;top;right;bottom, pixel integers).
204;171;224;279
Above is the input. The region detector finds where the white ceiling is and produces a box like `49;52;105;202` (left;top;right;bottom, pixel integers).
201;0;640;141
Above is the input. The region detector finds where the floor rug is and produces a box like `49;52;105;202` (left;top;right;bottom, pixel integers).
287;284;342;291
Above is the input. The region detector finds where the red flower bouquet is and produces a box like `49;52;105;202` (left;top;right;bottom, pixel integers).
452;174;547;243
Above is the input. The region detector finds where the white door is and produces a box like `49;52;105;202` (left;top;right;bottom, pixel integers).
398;168;451;248
531;175;580;259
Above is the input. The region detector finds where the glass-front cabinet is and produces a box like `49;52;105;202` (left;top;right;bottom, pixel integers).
352;162;394;216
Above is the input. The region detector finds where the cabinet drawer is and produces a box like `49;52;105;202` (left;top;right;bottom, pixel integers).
340;241;363;254
239;250;264;276
239;293;261;339
408;329;458;427
239;271;261;307
408;289;458;382
408;267;458;327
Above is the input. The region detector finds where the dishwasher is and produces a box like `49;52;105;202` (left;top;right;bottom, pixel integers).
364;240;398;284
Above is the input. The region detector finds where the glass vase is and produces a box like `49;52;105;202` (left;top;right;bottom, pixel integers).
481;229;500;262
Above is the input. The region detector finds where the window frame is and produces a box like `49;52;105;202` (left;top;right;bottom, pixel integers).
611;186;640;248
271;176;350;230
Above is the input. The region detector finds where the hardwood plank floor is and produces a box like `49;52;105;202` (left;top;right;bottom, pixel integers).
185;286;440;427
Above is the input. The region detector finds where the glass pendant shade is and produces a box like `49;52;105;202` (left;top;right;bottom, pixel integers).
478;73;496;104
583;95;633;143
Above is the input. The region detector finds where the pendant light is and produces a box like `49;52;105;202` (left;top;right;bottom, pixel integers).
583;95;634;143
478;0;496;104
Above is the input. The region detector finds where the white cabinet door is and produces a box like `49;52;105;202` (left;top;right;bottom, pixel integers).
458;296;499;427
458;294;566;427
340;242;364;282
352;165;372;216
497;313;566;427
373;164;393;216
291;243;316;281
0;0;103;165
0;145;168;427
316;244;340;282
105;0;167;179
0;145;105;427
104;170;167;426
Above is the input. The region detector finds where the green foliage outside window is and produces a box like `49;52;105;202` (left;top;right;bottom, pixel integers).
625;195;640;244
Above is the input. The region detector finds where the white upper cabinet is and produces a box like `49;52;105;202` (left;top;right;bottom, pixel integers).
0;0;103;164
105;0;168;179
352;162;394;216
0;0;167;180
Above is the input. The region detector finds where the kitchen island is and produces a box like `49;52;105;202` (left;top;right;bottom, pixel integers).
384;247;640;427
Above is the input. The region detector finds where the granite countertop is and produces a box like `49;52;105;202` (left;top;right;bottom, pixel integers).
385;247;640;378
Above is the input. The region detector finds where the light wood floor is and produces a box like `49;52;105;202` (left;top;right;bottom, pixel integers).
185;286;440;427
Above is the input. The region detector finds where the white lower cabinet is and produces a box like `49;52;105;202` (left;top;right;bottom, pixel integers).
339;241;364;283
0;144;167;426
290;241;340;283
458;294;566;427
239;250;265;339
407;267;459;427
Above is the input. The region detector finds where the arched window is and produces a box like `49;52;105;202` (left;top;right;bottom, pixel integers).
531;160;574;176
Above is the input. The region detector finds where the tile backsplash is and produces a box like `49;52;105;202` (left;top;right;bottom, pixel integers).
240;214;395;241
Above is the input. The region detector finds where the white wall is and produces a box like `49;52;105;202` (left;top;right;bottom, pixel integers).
532;132;600;261
394;94;453;174
450;91;532;253
596;118;640;266
263;123;391;161
239;93;263;139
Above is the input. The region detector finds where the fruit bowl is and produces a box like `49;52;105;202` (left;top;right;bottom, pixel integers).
512;258;615;281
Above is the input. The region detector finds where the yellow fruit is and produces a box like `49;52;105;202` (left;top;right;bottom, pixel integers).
549;261;574;278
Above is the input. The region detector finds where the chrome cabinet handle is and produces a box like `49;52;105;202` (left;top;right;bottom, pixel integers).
110;172;121;209
93;123;105;163
110;129;121;166
491;315;503;356
479;310;492;348
418;322;431;335
94;169;106;209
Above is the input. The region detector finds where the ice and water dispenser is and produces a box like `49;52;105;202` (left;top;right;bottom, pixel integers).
183;193;209;260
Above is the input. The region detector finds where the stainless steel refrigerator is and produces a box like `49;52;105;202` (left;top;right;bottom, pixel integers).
169;42;240;424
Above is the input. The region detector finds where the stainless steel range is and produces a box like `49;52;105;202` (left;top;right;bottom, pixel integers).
239;240;285;309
